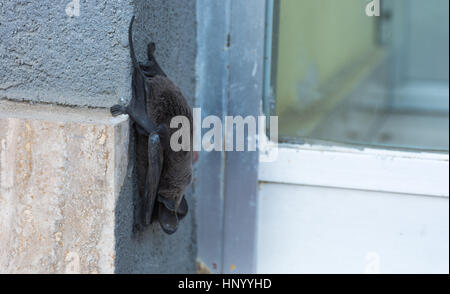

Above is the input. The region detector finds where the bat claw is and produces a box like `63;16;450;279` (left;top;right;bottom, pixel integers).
147;42;156;58
158;203;179;235
157;195;188;218
110;104;126;117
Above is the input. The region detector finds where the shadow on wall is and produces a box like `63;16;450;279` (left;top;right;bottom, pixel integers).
114;0;198;273
114;128;197;274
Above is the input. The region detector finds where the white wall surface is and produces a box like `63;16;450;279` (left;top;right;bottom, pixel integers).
256;183;449;274
257;144;449;274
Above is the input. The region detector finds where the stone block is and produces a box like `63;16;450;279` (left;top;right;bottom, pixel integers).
0;100;129;273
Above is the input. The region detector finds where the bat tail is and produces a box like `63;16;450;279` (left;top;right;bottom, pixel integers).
128;16;146;78
110;104;126;116
129;16;138;69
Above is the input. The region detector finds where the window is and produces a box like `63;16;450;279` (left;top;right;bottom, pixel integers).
265;0;449;151
258;0;449;274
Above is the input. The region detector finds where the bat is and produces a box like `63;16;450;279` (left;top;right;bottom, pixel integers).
111;16;192;235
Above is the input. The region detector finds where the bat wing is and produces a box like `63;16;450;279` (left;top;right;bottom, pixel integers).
130;68;157;135
142;132;164;226
126;16;156;135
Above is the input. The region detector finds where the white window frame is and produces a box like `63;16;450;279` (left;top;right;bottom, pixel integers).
260;142;449;198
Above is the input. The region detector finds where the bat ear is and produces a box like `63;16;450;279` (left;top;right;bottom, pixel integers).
147;42;156;58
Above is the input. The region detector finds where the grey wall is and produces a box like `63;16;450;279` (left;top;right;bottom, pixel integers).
0;0;196;108
115;0;197;274
0;0;133;107
133;0;197;107
0;0;197;273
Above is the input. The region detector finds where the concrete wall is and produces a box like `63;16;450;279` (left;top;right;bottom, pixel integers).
0;0;196;108
0;0;133;107
0;0;197;273
114;0;198;274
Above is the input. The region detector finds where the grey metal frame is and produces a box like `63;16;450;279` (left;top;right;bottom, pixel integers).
195;0;266;274
263;0;280;120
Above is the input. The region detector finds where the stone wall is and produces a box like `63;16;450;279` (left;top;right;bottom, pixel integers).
0;0;197;273
0;101;128;273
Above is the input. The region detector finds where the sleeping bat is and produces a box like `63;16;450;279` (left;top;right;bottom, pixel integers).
111;16;192;235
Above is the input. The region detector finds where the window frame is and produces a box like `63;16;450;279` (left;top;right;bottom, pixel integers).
195;0;449;275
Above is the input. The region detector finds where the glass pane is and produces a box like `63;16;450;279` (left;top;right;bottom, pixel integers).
268;0;449;151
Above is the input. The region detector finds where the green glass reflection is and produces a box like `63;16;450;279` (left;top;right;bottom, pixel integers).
271;0;449;151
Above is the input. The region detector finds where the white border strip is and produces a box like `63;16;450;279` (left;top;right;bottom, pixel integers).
259;143;449;197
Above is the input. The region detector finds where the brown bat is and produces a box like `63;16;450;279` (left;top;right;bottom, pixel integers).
111;16;192;235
